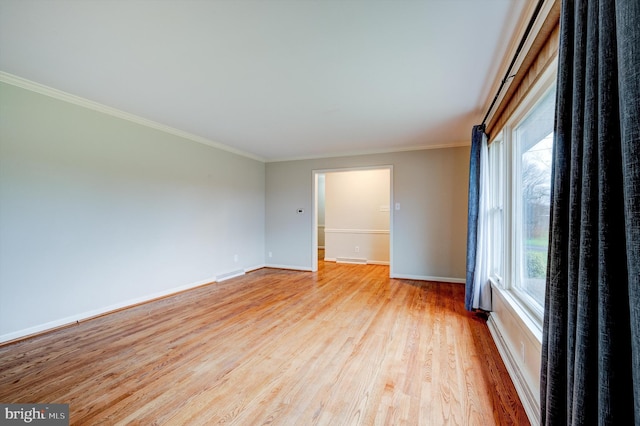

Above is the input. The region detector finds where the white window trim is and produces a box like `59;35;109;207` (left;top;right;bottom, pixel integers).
490;57;558;331
488;135;505;289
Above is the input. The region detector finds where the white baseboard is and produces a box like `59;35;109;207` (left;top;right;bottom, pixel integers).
1;265;269;344
216;269;245;282
324;258;389;266
0;275;217;344
336;257;367;264
390;273;465;284
487;314;540;425
264;264;313;272
245;264;266;273
0;267;459;344
366;260;390;265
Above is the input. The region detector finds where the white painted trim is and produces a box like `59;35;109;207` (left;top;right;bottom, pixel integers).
0;72;470;164
312;172;320;272
390;273;465;284
312;165;394;277
268;141;470;163
215;269;245;282
265;264;313;272
245;264;266;273
492;284;543;342
0;275;217;344
323;258;389;266
0;71;265;162
336;257;367;264
506;56;558;131
324;228;390;235
366;260;390;266
487;314;541;426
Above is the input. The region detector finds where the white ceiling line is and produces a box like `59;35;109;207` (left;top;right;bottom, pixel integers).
266;141;471;163
2;71;471;164
0;71;266;163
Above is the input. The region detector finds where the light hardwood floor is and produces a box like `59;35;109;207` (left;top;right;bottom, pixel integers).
0;261;529;425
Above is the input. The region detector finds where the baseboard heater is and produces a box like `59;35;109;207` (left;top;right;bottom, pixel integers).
336;257;367;264
216;269;245;282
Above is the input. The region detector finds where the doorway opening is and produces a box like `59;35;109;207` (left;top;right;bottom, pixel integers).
312;166;393;275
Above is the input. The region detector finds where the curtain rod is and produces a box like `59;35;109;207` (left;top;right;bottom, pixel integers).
480;0;546;130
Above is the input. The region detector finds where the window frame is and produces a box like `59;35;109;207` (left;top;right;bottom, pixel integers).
488;135;505;288
488;58;557;328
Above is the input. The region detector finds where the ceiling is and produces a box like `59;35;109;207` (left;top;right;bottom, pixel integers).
0;0;530;162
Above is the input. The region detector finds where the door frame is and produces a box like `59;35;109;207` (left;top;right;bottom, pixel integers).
311;165;394;275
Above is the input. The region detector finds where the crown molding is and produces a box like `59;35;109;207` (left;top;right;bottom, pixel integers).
266;140;470;163
0;71;266;163
2;71;471;164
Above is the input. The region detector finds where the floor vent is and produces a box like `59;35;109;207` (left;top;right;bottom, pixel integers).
216;269;245;282
336;257;367;264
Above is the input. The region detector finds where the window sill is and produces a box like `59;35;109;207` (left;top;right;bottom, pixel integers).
491;281;543;344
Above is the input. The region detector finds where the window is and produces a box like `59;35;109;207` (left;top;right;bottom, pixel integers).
488;70;556;324
488;138;504;285
513;89;555;310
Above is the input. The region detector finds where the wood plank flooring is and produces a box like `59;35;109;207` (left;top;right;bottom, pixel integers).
0;261;529;425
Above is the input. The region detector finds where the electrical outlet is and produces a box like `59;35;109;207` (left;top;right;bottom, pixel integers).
268;252;272;258
355;246;360;253
234;254;239;262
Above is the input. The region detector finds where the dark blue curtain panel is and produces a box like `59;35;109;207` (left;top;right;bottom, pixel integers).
540;0;640;424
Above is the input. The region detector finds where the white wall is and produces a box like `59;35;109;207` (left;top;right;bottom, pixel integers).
0;78;471;342
0;82;265;342
324;169;390;263
265;148;469;279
